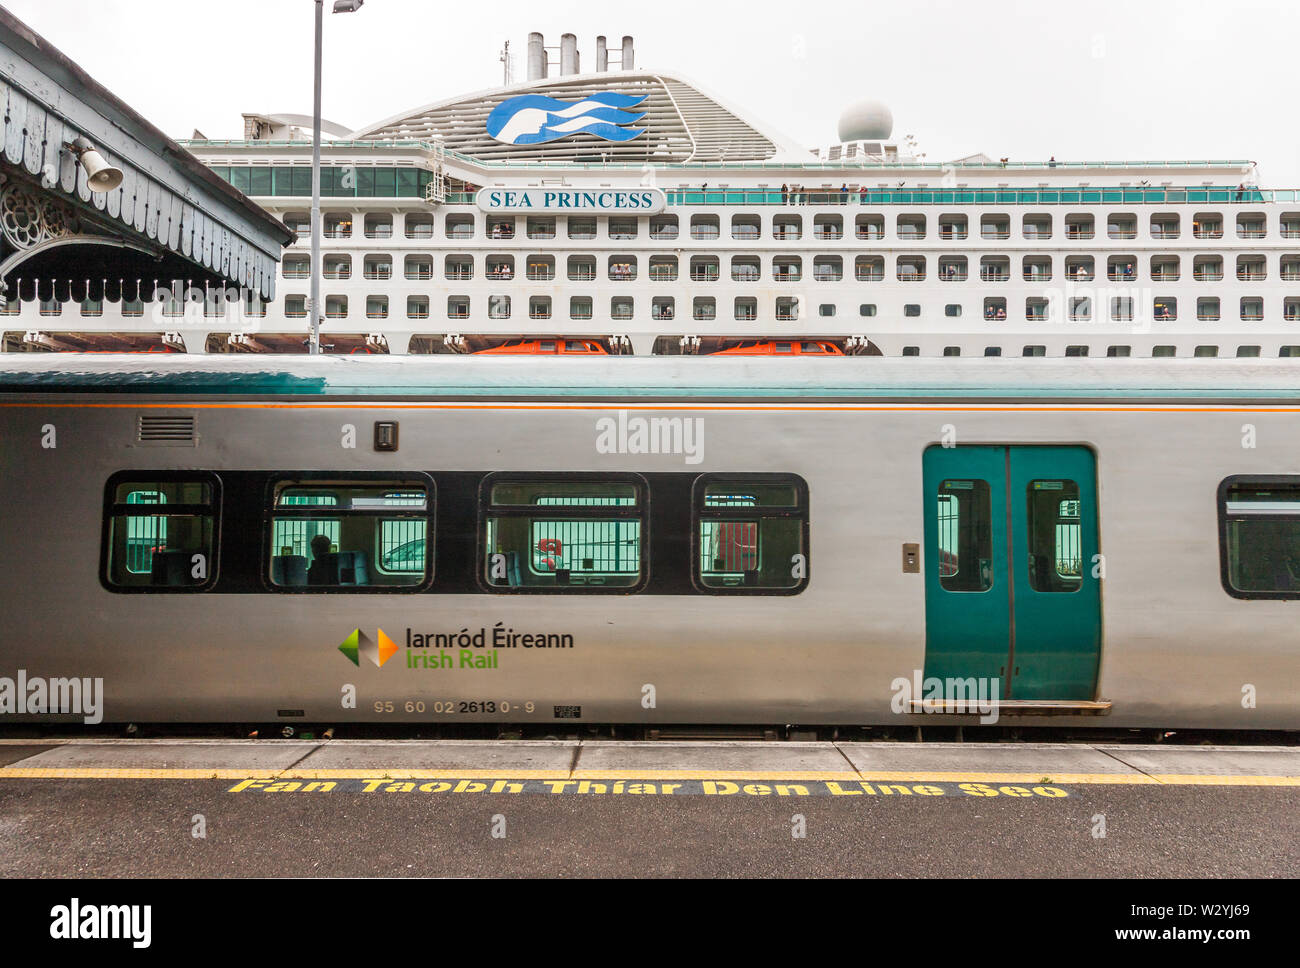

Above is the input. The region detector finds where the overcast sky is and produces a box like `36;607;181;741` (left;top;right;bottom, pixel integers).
7;0;1300;182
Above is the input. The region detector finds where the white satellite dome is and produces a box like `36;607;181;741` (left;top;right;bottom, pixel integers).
838;99;893;142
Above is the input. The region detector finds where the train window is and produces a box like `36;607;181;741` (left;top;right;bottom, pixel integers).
268;478;432;591
693;476;809;593
481;476;646;592
103;475;218;591
1219;478;1300;598
1026;481;1083;593
937;479;992;591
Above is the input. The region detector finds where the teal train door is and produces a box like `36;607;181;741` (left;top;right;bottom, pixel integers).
922;445;1101;701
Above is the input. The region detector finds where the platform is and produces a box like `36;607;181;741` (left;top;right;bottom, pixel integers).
0;739;1295;877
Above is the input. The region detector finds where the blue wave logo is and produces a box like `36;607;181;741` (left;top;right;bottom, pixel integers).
485;91;648;145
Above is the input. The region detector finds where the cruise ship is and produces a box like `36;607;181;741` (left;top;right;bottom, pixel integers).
7;32;1300;359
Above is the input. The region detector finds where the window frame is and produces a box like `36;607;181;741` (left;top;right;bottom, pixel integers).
263;471;435;594
1217;474;1300;600
476;472;649;595
690;473;810;595
100;470;222;593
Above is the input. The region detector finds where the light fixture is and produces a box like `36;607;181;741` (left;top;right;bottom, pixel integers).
68;136;123;192
332;0;363;11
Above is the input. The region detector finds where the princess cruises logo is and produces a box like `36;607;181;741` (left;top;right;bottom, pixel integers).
485;92;647;145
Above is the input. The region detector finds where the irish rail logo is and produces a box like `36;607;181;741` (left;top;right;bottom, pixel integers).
338;629;399;668
485;92;647;145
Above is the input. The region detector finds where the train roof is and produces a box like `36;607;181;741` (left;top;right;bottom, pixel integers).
1;356;1300;402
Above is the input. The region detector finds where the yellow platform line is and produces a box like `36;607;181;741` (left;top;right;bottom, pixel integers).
0;766;1297;786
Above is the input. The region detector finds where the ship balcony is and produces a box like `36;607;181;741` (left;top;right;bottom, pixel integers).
1193;271;1224;281
527;270;556;282
1193;229;1224;239
690;270;719;282
648;268;678;282
363;264;392;281
1150;271;1180;282
1023;271;1052;282
897;271;926;282
980;230;1010;240
813;229;842;240
1237;270;1267;282
570;312;593;320
979;270;1009;282
855;270;884;281
650;229;679;241
813;270;843;282
857;227;886;240
366;298;388;320
694;309;717;321
1198;313;1221;321
365;216;393;239
325;297;347;319
407;298;429;319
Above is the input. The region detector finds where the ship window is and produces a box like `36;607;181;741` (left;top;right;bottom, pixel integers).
1152;346;1176;357
694;476;808;593
1023;345;1046;357
1065;345;1089;357
1107;345;1132;357
103;475;219;592
984;346;1002;356
1195;345;1219;358
946;304;962;317
902;346;920;356
943;346;961;356
819;304;836;317
860;304;877;317
481;476;646;593
904;304;921;318
1237;345;1261;357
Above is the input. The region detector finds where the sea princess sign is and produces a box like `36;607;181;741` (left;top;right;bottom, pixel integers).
476;187;666;214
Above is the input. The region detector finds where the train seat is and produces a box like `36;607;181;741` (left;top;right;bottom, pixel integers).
272;555;308;586
308;551;370;586
150;550;194;586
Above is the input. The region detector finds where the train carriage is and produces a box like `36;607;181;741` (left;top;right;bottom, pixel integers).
0;354;1297;731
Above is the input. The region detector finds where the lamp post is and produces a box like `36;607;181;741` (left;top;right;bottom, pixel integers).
310;0;365;355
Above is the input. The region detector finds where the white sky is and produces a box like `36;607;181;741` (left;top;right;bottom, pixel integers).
7;0;1300;183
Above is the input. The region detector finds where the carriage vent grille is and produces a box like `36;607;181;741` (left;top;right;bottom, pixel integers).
137;414;198;446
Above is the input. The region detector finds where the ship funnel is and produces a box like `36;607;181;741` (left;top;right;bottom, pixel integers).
560;33;578;75
595;35;608;72
621;35;634;70
527;32;546;81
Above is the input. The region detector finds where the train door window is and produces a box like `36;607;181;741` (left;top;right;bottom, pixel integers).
1025;480;1083;592
268;477;432;591
481;476;646;592
1219;478;1300;598
104;475;218;591
936;480;992;591
693;476;808;593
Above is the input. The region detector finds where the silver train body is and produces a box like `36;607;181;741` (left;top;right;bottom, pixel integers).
0;355;1297;730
